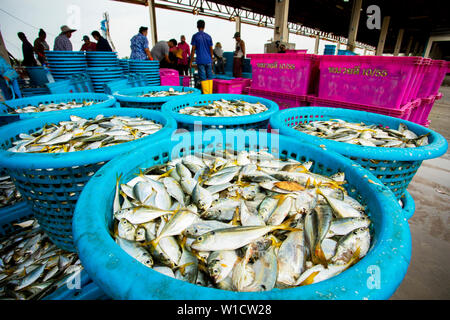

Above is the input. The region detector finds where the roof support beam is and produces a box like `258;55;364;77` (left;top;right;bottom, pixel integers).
375;15;390;56
405;35;413;56
274;0;290;43
147;0;158;46
393;28;404;56
347;0;362;52
423;34;450;58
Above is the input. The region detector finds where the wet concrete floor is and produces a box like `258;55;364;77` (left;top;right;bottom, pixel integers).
391;86;450;299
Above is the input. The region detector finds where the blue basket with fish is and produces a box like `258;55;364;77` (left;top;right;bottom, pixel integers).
0;93;117;126
0;198;108;300
73;130;411;300
269;107;448;214
0;108;176;252
161;94;279;130
114;86;202;110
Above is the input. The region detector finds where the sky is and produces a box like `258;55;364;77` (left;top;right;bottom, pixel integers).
0;0;368;60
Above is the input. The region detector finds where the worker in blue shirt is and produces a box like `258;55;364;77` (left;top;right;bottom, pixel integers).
189;20;214;94
0;56;19;100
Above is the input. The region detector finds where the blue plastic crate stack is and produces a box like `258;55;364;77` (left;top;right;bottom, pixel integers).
45;51;87;81
128;60;160;86
119;59;129;74
86;52;123;93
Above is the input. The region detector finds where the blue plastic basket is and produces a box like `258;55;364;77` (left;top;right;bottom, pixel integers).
103;74;148;95
0;108;176;251
269;107;448;204
0;93;116;126
0;200;108;300
46;73;94;94
73;131;411;300
162;94;279;130
114;86;202;110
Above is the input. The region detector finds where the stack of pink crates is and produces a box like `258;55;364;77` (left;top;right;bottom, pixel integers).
313;55;449;127
159;68;180;86
246;53;319;109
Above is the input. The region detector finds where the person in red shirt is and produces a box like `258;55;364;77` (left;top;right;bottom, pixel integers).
177;35;190;76
80;35;97;51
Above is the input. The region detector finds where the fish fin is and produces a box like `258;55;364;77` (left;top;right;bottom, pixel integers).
267;234;282;248
191;249;208;265
347;247;361;267
231;207;240;226
158;168;174;179
175;262;195;276
179;235;187;250
314;243;329;267
299;270;320;286
276;216;302;232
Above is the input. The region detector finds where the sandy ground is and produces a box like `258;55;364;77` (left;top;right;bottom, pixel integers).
391;86;450;300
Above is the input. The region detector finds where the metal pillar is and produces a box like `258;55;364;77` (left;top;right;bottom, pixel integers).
347;0;362;52
235;16;241;34
393;28;404;56
274;0;290;43
376;16;390;56
314;35;320;54
363;48;367;55
405;36;413;56
0;29;10;65
336;41;341;51
147;0;158;46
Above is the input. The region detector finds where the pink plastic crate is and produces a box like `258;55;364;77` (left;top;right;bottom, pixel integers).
181;76;190;87
309;96;417;121
416;92;443;125
247;53;318;95
213;79;243;94
159;68;178;76
285;49;308;54
160;75;180;86
317;55;423;109
407;98;426;124
249;88;308;110
235;77;252;88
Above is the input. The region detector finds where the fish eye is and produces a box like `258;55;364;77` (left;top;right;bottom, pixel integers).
197;236;203;241
213;269;219;274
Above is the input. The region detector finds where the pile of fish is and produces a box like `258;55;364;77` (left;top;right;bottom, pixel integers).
7;100;96;114
0;175;21;208
179;99;268;117
0;219;83;300
139;88;194;98
7;115;163;153
293;120;429;148
112;150;372;292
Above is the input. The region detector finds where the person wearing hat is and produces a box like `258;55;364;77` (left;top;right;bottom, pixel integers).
130;26;153;60
80;35;97;52
233;32;245;78
54;25;76;51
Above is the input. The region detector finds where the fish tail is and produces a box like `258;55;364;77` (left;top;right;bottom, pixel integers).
299;270;320;286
